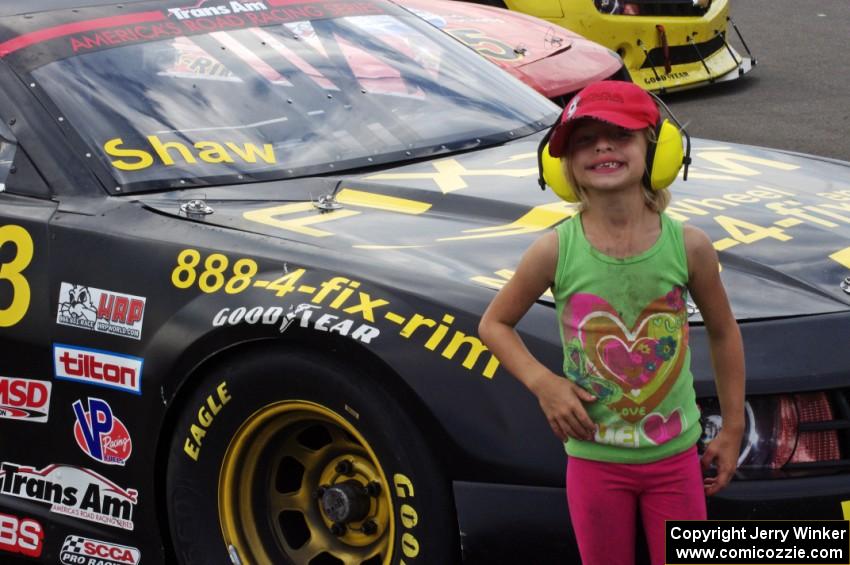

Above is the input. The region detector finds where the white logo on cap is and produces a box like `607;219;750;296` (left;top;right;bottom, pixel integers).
566;95;580;119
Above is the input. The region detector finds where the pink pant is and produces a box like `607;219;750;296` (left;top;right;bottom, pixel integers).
566;446;707;565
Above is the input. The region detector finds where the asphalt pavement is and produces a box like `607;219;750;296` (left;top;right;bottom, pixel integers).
662;0;850;162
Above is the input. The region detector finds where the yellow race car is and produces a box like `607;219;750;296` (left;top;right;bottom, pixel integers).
464;0;755;92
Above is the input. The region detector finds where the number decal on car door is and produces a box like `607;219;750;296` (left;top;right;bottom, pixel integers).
0;225;33;327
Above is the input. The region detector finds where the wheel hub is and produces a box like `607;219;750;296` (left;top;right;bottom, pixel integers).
320;481;370;524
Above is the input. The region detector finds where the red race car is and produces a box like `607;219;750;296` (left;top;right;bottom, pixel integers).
396;0;629;103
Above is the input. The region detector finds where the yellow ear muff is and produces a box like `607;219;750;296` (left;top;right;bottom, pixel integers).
647;120;685;191
540;141;579;203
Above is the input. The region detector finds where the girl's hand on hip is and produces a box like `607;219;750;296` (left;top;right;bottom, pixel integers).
700;428;742;496
533;374;597;441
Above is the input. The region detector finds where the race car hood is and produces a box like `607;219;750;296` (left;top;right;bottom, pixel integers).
393;0;623;98
138;137;850;321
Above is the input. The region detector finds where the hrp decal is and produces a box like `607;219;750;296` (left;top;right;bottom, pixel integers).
73;398;132;466
0;512;43;558
0;376;51;422
60;535;141;565
54;344;143;395
57;283;146;340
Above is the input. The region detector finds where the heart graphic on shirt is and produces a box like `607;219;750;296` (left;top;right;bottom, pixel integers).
570;289;688;422
642;409;684;445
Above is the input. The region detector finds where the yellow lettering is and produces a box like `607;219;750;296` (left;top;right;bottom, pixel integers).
206;394;222;417
217;381;231;404
696;151;799;176
401;533;420;558
424;315;454;351
400;504;419;528
747;189;783;199
723;193;759;204
225;142;276;164
195;141;235;164
198;406;213;428
400;314;436;339
190;423;206;445
441;331;492;371
393;474;415;498
104;138;154;171
829;246;850;270
148;135;196;166
184;438;200;461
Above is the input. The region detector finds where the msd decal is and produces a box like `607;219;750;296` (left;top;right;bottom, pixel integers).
0;376;51;422
73;398;132;466
54;344;143;395
60;535;141;565
0;512;43;558
0;463;138;531
57;282;146;340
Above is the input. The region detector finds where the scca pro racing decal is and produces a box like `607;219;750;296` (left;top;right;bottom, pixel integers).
57;283;146;340
61;535;140;565
0;376;51;423
73;398;133;466
54;344;143;395
0;512;43;558
0;463;138;531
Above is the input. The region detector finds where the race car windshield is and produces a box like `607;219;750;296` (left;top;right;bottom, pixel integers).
28;5;558;193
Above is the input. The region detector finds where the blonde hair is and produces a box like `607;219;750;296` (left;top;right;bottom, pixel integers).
563;127;671;213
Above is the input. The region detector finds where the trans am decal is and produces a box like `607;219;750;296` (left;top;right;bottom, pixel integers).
0;377;51;423
57;283;146;340
0;463;138;531
54;345;143;395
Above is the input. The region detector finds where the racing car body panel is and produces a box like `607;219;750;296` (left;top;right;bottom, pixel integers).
493;0;754;92
395;0;625;97
138;137;850;322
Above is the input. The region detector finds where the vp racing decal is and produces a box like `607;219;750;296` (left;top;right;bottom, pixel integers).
73;398;133;466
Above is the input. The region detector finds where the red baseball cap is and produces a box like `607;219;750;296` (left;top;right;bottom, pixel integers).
548;81;659;157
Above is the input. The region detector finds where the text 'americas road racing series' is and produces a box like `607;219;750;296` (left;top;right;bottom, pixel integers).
0;0;847;564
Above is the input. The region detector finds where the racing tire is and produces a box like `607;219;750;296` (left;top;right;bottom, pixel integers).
165;346;460;565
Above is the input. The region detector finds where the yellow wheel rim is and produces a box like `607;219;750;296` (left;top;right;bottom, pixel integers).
219;401;394;565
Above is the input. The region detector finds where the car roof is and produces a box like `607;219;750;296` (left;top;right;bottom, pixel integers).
0;0;149;17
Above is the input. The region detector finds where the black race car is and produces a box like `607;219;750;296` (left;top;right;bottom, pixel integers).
0;1;847;564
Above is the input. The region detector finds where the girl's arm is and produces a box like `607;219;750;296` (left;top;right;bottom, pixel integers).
478;231;597;441
684;224;746;496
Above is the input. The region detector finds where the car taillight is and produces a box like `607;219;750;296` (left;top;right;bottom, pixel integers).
769;395;796;469
790;392;840;464
698;390;846;478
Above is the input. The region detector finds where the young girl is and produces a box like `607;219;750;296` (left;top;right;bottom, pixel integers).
478;81;745;565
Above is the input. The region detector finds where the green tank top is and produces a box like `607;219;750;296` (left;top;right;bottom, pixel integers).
553;212;702;463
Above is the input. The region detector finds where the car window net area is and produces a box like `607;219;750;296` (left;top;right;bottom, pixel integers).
29;12;556;192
